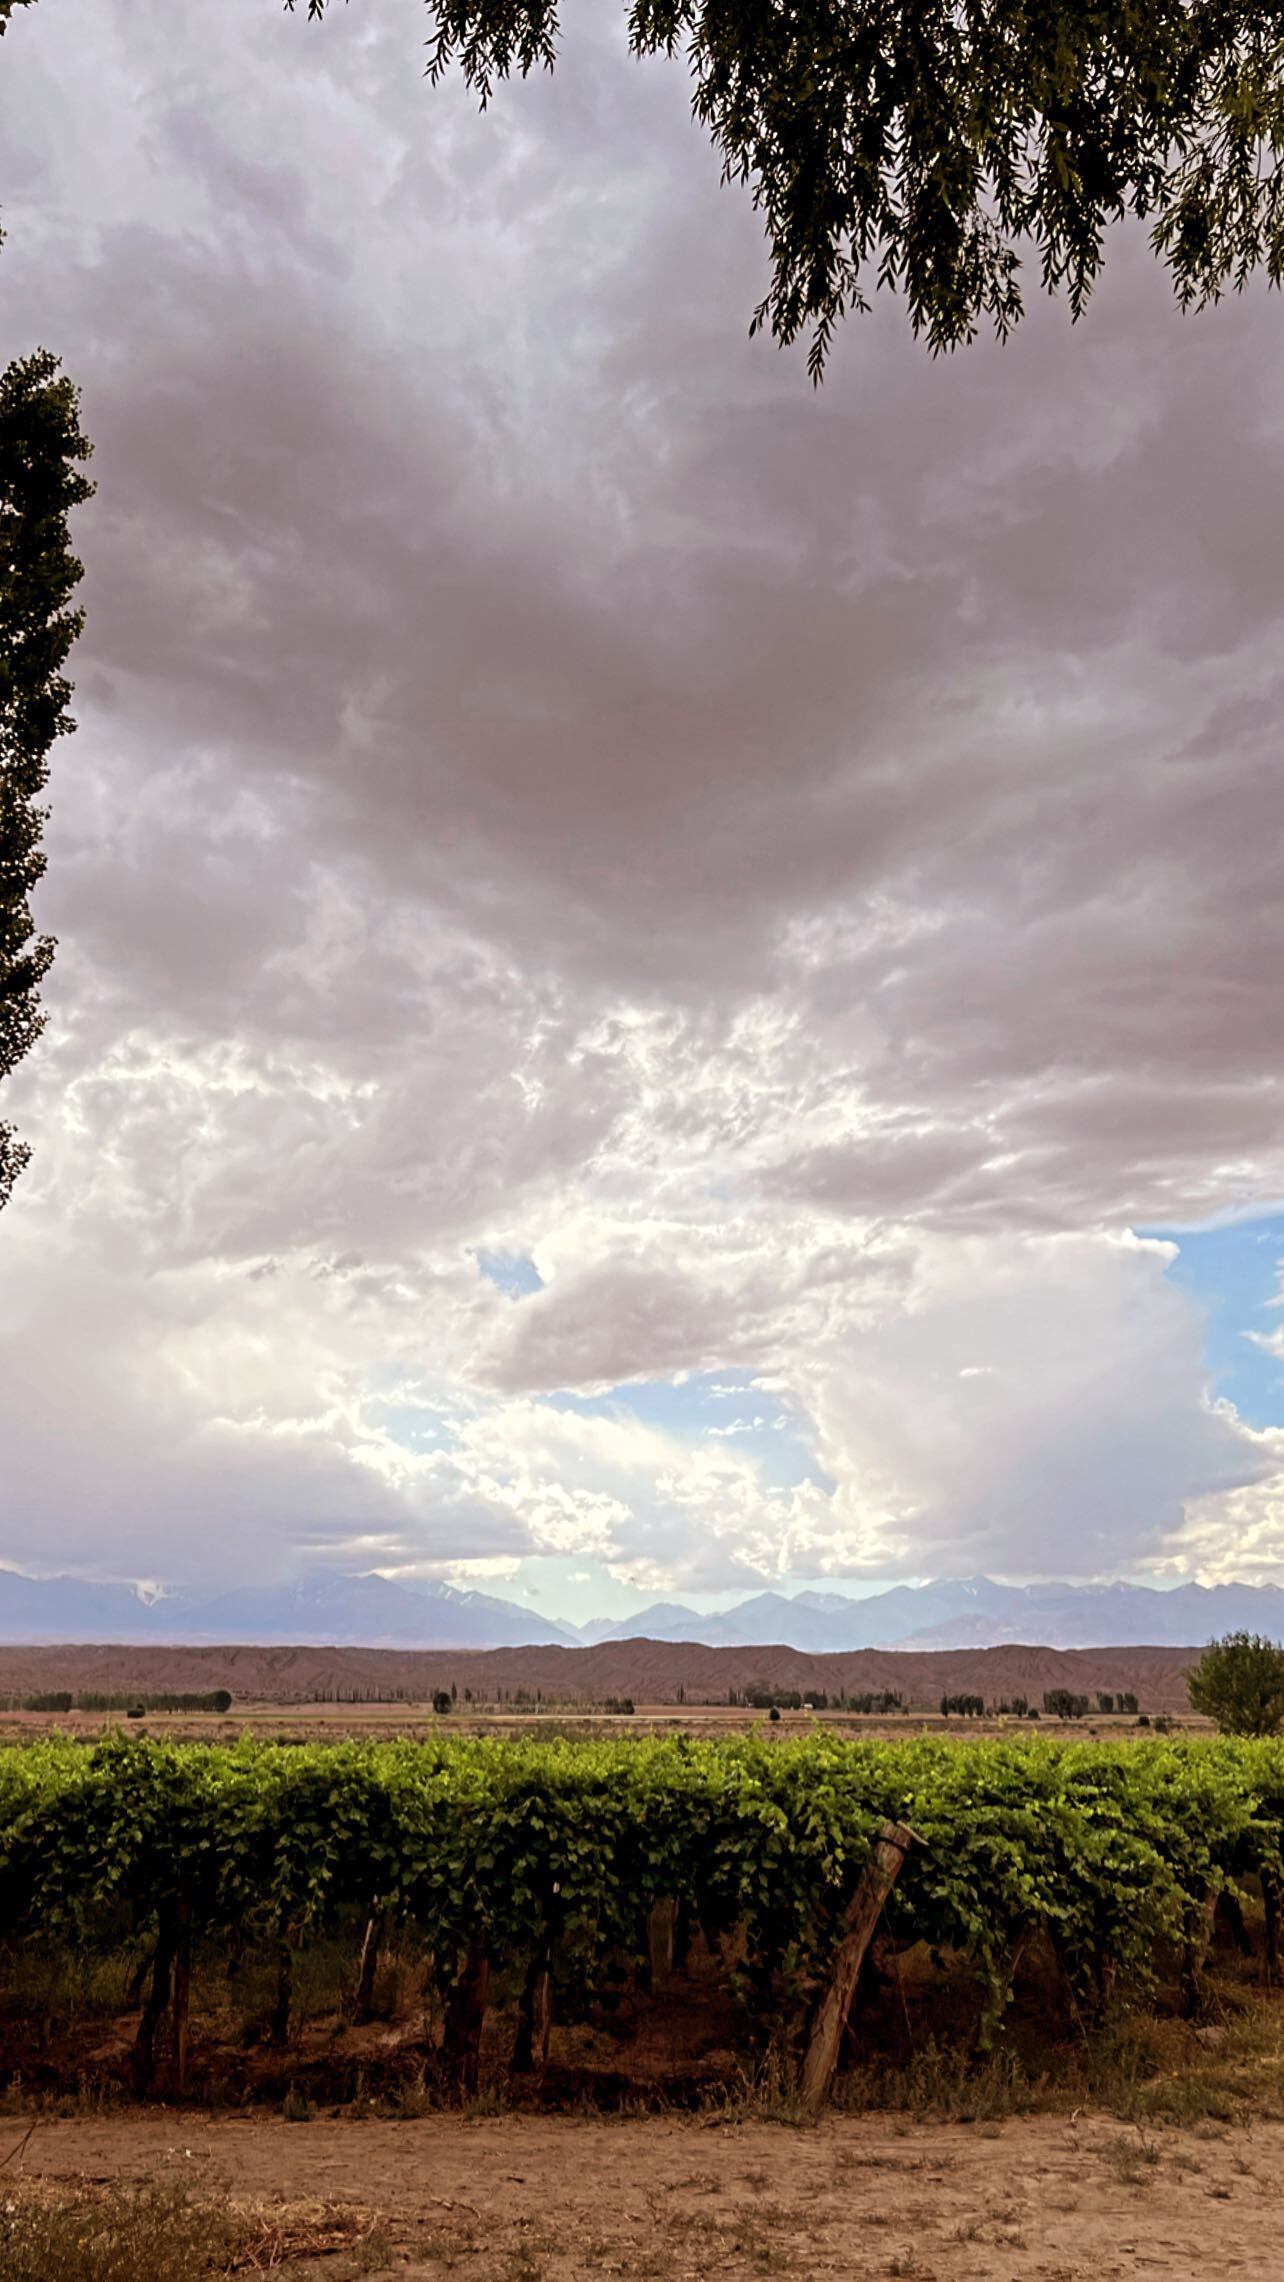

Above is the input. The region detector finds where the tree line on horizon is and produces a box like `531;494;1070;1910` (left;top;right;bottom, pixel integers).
0;1688;234;1715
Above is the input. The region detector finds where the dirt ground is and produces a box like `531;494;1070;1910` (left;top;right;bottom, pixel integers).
10;2106;1284;2279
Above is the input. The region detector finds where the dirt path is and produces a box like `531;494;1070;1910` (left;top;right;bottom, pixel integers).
12;2107;1284;2277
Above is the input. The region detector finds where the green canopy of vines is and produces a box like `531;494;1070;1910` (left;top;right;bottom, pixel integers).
3;1730;1281;2023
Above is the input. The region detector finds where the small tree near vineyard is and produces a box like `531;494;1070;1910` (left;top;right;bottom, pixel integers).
1187;1633;1284;1738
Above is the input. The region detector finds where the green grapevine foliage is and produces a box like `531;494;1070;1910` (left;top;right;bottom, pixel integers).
0;1731;1279;2067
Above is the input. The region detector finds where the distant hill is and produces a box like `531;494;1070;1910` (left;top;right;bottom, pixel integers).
0;1565;1281;1654
0;1637;1203;1713
183;1572;576;1649
596;1576;1284;1653
588;1592;851;1653
0;1567;573;1649
0;1569;171;1641
590;1581;1000;1651
892;1580;1284;1650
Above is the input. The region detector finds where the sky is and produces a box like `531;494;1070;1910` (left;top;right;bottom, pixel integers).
1;0;1283;1622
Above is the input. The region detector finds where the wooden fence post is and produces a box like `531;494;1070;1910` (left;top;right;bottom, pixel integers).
799;1822;919;2107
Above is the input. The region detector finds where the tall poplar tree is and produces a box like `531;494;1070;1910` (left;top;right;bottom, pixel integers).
0;349;93;1209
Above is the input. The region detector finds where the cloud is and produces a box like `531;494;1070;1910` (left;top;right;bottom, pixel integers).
788;1234;1269;1580
0;0;1281;1595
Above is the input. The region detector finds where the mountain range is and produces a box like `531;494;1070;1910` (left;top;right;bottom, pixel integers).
0;1566;1281;1651
585;1577;1284;1651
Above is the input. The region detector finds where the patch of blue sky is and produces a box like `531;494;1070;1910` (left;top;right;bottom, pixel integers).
362;1359;831;1492
547;1369;834;1493
545;1368;752;1431
357;1362;454;1450
475;1251;544;1299
1143;1206;1284;1430
358;1399;443;1449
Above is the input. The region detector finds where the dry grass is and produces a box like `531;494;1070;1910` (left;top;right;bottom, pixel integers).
0;2182;383;2281
6;1998;1284;2143
0;2182;228;2281
824;1992;1284;2129
1109;2003;1284;2126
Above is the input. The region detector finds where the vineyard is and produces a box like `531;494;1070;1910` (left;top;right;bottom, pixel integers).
3;1729;1284;2108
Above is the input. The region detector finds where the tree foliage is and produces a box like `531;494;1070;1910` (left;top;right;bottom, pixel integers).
292;0;1284;373
1188;1632;1284;1737
0;349;93;1208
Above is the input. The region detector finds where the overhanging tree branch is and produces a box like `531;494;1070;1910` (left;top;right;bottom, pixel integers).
291;0;1284;372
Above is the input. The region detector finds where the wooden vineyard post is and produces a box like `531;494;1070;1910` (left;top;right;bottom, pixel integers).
1092;1945;1118;2022
510;1943;553;2075
443;1927;490;2097
799;1822;919;2107
131;1909;178;2097
648;1897;677;1985
1263;1869;1281;1987
1215;1886;1253;1959
354;1908;391;2025
270;1931;295;2050
673;1896;692;1973
512;1885;563;2074
171;1899;192;2096
1181;1892;1219;2019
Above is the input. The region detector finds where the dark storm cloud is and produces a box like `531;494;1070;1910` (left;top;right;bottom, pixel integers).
0;0;1281;1587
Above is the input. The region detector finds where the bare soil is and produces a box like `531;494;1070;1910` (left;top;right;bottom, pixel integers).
9;2107;1284;2278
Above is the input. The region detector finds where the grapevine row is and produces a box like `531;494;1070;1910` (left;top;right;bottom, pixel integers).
2;1730;1282;2098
